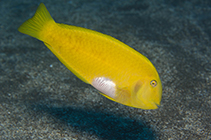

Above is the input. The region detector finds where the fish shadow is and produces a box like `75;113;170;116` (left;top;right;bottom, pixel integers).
31;104;156;140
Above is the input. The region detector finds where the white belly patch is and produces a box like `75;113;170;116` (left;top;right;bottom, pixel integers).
92;77;116;98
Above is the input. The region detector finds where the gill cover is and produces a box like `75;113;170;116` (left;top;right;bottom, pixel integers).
132;80;160;109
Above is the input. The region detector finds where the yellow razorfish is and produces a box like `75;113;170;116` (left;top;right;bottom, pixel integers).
18;3;162;109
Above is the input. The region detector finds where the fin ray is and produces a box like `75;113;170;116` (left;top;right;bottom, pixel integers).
18;3;55;41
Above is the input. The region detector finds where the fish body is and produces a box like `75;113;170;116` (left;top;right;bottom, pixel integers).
18;3;162;109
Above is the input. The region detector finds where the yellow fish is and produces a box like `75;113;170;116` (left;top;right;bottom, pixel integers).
18;3;162;109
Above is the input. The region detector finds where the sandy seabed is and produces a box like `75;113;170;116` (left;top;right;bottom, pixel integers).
0;0;210;139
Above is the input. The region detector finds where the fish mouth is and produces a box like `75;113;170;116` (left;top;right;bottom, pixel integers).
135;101;160;110
151;97;162;109
154;102;160;109
150;102;159;109
145;101;160;110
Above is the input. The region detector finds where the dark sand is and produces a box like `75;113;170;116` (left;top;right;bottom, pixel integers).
0;0;210;139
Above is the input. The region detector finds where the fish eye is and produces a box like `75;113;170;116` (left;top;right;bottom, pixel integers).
150;80;157;87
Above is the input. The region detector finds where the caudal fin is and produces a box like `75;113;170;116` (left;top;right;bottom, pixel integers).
18;3;55;41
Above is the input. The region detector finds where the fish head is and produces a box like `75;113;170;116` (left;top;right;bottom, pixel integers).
132;75;162;109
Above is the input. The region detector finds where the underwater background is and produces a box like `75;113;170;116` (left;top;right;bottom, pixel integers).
0;0;210;139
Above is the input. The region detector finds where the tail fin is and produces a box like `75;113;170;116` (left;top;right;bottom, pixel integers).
18;3;55;41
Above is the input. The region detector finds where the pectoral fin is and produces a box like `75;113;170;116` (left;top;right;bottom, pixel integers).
100;87;131;106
